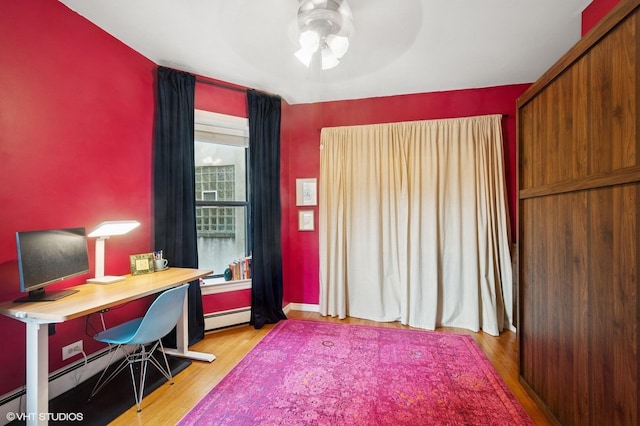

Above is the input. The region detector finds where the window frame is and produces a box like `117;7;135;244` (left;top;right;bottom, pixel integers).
194;110;251;281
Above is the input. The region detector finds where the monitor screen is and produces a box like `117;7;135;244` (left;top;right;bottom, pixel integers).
15;227;89;301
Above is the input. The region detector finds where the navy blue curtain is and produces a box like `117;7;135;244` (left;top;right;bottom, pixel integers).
248;90;287;329
153;66;204;346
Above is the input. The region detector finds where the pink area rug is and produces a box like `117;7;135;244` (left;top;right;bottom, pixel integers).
179;319;533;425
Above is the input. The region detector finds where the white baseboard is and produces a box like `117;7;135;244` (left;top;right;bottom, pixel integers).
0;346;126;425
285;303;319;313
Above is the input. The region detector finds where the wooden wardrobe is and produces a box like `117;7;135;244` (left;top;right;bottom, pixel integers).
517;1;639;425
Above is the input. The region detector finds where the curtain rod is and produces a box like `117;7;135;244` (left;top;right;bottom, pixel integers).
196;77;247;93
158;65;279;98
195;77;281;99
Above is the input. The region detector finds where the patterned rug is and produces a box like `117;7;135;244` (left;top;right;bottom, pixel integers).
179;319;533;425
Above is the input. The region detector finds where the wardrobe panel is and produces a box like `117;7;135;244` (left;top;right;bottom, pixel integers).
517;2;640;424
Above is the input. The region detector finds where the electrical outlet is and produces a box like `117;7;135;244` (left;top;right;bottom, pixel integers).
62;340;83;361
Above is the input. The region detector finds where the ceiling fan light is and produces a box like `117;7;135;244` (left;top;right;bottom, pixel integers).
298;29;320;51
294;0;353;70
321;48;340;70
326;34;349;59
295;47;315;67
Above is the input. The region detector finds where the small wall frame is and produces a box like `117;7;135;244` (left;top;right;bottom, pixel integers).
298;210;315;231
296;178;317;206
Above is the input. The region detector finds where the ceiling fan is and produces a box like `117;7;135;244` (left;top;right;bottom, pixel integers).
294;0;354;70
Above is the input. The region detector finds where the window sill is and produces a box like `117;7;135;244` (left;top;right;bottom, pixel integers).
201;278;251;295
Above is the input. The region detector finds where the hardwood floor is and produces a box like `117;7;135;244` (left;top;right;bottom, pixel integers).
110;311;556;425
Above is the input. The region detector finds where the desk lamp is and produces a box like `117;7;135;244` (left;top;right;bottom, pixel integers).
87;220;140;284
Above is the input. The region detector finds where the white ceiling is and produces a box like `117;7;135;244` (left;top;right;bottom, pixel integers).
59;0;591;105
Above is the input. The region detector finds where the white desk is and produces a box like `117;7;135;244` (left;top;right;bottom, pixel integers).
0;267;214;426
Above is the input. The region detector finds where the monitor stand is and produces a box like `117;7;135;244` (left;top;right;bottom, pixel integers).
14;288;79;303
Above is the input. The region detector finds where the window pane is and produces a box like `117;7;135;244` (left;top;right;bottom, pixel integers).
194;142;246;202
196;206;247;274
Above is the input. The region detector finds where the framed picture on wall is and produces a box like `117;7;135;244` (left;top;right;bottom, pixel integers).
298;210;315;231
296;178;317;206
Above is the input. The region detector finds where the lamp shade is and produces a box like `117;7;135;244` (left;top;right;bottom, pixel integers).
88;220;140;238
87;220;140;284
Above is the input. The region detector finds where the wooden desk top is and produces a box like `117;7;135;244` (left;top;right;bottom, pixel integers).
0;267;212;323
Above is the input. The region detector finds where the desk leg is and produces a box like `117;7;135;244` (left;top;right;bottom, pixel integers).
163;291;215;363
26;321;48;426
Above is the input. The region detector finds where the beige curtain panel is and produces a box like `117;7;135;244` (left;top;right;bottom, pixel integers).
319;114;513;336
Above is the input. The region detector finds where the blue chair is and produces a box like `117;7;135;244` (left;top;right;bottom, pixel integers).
89;283;190;412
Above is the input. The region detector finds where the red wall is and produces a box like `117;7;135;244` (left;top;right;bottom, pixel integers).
195;79;247;117
280;86;528;305
0;0;156;395
582;0;621;35
201;289;252;313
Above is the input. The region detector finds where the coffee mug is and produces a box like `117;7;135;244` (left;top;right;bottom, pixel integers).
154;258;168;270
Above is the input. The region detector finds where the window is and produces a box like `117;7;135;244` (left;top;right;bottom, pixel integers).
194;110;250;279
196;166;234;237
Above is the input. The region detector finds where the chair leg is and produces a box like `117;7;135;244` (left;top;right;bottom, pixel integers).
89;345;129;400
129;345;149;413
128;342;167;412
150;339;174;384
119;341;177;412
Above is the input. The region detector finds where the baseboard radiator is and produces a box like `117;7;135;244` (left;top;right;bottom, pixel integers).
204;307;251;331
203;304;317;332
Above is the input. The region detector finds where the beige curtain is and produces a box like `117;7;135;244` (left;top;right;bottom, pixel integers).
319;114;512;336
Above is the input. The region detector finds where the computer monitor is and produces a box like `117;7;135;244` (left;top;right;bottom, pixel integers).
15;227;89;302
